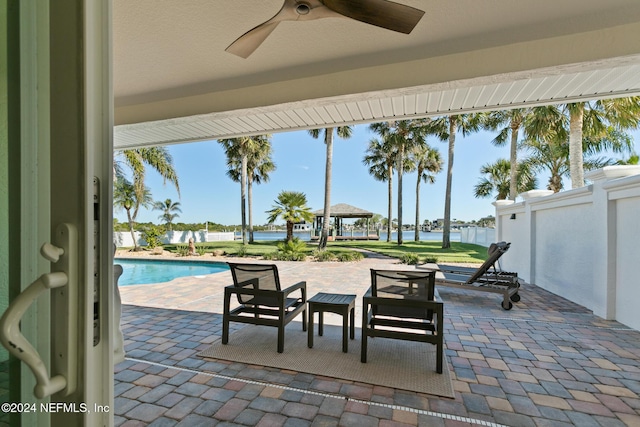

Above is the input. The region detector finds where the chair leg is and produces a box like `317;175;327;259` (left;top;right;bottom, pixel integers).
222;290;230;345
361;308;368;363
350;307;355;339
222;316;229;345
436;342;443;374
361;330;368;363
302;308;307;332
342;308;348;353
277;322;284;353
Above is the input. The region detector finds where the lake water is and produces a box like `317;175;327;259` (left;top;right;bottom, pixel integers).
242;230;461;242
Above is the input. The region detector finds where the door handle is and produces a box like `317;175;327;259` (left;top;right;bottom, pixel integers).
0;223;78;399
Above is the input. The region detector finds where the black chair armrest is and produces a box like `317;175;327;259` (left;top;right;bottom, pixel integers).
235;278;258;289
363;295;443;312
224;283;263;297
281;281;307;300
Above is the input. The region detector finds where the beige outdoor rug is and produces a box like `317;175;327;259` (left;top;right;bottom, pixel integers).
198;322;454;398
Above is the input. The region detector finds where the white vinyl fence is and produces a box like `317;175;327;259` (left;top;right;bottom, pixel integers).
494;166;640;331
459;227;495;247
114;230;234;247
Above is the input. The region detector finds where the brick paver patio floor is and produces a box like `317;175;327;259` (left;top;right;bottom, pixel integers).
115;254;640;426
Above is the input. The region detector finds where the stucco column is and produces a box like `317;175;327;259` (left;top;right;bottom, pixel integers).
584;166;640;319
519;190;554;286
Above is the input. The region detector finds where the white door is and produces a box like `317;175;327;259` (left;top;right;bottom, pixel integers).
1;2;114;426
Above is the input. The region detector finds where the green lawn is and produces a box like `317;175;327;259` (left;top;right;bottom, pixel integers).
330;240;487;263
130;239;487;264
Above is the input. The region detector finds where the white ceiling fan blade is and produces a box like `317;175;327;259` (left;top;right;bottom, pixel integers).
322;0;424;34
225;0;301;58
225;21;282;59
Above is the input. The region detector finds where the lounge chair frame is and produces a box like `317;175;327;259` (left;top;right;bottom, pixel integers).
222;263;307;353
426;242;523;310
361;269;444;374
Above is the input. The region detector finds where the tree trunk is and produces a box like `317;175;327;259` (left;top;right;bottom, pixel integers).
569;104;585;188
415;168;421;241
286;221;294;242
126;209;138;251
443;116;457;249
549;173;562;193
319;128;333;250
248;172;254;243
509;122;519;200
397;143;404;246
387;166;393;243
240;154;248;245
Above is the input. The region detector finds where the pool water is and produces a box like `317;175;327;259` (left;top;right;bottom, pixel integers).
115;259;229;286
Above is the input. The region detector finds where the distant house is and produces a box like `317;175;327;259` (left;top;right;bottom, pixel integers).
293;222;311;231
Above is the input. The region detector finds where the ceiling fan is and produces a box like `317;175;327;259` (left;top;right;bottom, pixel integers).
225;0;425;58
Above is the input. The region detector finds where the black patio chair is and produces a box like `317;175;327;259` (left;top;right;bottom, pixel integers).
222;263;307;353
361;269;444;374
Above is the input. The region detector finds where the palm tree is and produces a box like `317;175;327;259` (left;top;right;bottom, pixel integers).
369;120;429;245
247;146;276;243
617;153;639;165
113;177;153;251
561;97;640;188
428;114;482;249
308;126;353;250
225;138;276;243
114;147;180;203
219;135;271;245
410;144;443;241
521;134;618;193
363;136;399;242
523;105;634;192
266;191;314;242
474;159;537;200
153;198;182;230
480;108;529;200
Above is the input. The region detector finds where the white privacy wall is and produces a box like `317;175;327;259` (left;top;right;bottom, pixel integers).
534;196;595;310
609;180;640;331
113;230;234;247
495;166;640;331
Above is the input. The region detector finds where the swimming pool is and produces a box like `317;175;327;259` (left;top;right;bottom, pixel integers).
115;259;229;286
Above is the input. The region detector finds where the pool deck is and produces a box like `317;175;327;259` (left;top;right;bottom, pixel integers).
116;252;640;426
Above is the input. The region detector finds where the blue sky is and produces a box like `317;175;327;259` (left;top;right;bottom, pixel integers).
115;125;638;227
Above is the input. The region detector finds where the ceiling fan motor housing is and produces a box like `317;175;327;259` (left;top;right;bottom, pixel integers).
295;2;311;15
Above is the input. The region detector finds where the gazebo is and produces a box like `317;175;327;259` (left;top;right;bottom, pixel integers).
311;203;379;241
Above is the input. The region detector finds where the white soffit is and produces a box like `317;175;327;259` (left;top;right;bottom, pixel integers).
114;60;640;149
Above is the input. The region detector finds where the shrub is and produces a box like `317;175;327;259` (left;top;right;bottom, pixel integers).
263;251;306;261
282;252;307;261
175;245;190;257
313;249;337;262
196;245;206;256
277;237;306;253
337;251;364;262
275;238;308;261
236;245;249;257
400;252;420;265
424;256;438;264
262;252;278;261
312;249;363;262
141;224;164;249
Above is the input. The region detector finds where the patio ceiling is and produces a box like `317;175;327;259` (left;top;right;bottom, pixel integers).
113;0;640;149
